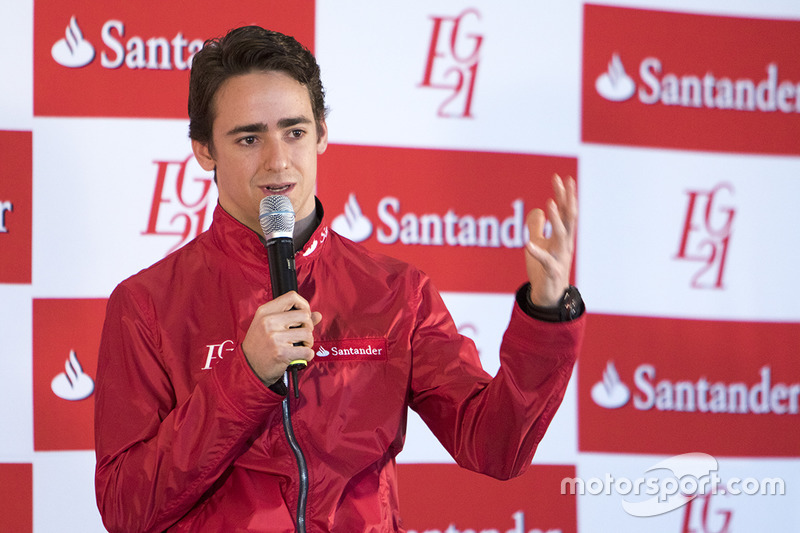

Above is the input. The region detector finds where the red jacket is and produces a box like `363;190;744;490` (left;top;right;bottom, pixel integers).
94;203;585;532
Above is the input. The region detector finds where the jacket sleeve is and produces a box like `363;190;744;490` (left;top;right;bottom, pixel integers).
408;274;585;480
94;283;284;533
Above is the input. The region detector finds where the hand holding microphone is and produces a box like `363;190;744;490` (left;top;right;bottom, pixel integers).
241;196;321;397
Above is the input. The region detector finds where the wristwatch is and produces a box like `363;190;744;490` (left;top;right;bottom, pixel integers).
517;284;585;322
558;285;584;322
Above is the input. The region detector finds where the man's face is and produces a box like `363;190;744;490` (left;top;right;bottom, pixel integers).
192;70;328;234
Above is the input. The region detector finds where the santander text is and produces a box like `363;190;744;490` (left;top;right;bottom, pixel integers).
633;365;800;414
377;198;528;248
639;59;799;113
100;20;203;70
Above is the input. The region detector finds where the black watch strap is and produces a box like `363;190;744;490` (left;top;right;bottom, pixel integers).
516;284;585;322
558;285;584;321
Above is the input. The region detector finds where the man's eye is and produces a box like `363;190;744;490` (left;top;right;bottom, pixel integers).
240;136;257;145
289;129;305;139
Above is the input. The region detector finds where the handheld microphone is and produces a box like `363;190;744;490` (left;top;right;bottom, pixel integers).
259;195;307;398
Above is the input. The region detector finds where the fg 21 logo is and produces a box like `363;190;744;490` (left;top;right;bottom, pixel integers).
143;155;216;255
420;9;483;118
675;183;735;289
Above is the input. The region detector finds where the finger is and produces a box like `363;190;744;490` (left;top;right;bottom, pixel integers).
282;308;319;332
280;328;317;349
525;241;557;275
560;176;578;234
552;173;578;236
547;198;567;241
271;291;312;313
552;173;567;210
525;208;547;243
289;292;311;312
252;308;315;349
272;323;317;355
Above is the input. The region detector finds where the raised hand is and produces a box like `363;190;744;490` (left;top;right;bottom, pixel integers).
523;174;578;307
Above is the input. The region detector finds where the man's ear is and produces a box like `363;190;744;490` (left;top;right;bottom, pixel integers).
192;139;216;171
316;120;328;155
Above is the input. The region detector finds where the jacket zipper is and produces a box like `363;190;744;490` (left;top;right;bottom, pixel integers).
282;375;308;533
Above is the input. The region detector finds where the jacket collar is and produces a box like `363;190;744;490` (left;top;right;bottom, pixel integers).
209;198;329;269
295;199;330;266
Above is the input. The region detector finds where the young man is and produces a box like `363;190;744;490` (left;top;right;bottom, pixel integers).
94;26;585;533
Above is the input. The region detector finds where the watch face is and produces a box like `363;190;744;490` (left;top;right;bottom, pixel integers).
561;286;583;321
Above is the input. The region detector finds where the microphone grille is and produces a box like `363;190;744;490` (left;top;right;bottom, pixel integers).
259;195;295;240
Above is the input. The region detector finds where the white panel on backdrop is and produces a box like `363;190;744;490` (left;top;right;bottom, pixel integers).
575;453;799;533
32;118;217;298
33;451;105;533
577;145;800;322
0;286;33;457
316;0;581;156
0;1;33;131
397;291;579;465
593;0;800;18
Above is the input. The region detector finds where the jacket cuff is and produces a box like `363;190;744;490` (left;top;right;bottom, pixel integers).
515;283;585;322
268;379;288;396
211;344;286;423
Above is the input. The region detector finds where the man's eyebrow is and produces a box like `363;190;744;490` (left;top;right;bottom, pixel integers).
225;117;313;137
277;116;313;129
226;122;268;136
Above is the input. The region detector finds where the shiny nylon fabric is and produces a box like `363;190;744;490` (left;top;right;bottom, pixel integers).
94;202;584;532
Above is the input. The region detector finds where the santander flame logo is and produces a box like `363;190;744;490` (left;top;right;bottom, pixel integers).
595;53;636;102
316;346;331;358
331;193;373;243
591;361;631;409
50;350;95;401
51;16;95;68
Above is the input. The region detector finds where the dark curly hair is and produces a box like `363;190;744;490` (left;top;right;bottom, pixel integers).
188;26;328;146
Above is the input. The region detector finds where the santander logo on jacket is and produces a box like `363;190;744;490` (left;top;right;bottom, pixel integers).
201;338;389;371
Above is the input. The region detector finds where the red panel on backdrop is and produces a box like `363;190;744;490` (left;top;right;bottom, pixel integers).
398;464;577;533
0;463;33;532
0;131;32;284
582;5;800;155
33;299;108;451
317;144;577;294
579;314;800;457
34;0;315;118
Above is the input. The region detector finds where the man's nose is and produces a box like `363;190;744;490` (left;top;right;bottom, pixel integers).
263;137;289;171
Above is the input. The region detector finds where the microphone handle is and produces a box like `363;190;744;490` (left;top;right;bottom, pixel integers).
266;236;307;398
266;236;298;295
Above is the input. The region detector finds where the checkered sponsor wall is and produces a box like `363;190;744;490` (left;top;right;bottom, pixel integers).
1;1;799;531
